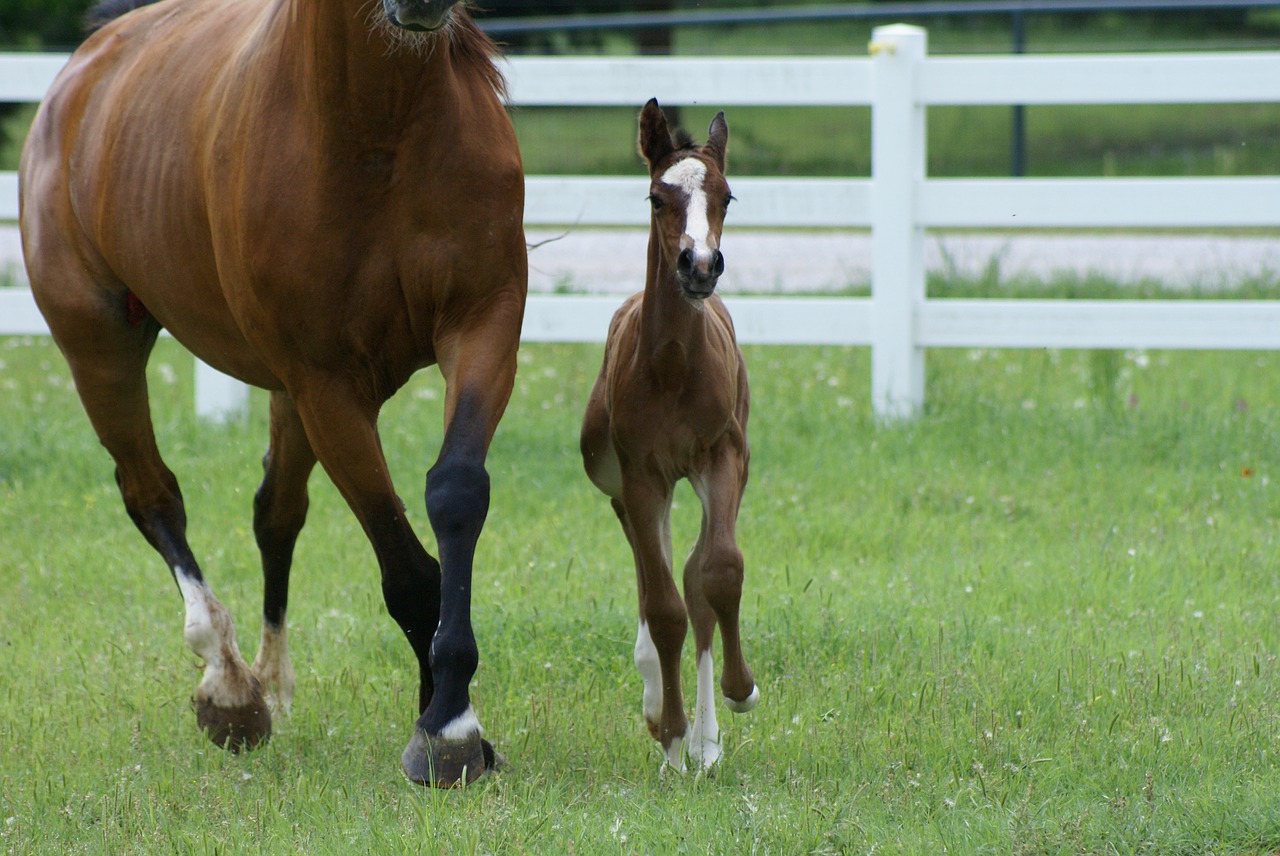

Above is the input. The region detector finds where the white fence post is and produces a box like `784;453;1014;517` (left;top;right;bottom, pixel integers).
870;24;927;420
194;359;249;423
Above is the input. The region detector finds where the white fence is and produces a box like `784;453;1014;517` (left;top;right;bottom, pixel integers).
2;24;1279;420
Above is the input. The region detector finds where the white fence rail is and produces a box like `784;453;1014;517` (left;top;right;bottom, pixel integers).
2;25;1279;420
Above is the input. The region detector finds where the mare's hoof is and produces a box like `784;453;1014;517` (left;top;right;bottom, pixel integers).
481;737;506;771
401;728;494;788
724;685;760;714
194;688;272;753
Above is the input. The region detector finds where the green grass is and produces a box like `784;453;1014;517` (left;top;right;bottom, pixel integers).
4;317;1280;852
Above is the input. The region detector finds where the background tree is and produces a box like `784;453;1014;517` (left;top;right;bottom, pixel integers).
0;0;94;50
474;1;675;55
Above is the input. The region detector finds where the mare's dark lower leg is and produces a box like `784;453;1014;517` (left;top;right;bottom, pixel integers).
397;391;494;784
250;391;318;713
371;507;443;716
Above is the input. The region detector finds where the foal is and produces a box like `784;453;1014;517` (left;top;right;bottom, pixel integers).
581;99;758;771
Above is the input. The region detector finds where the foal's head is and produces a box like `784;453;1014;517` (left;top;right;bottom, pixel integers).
381;0;462;32
639;99;732;302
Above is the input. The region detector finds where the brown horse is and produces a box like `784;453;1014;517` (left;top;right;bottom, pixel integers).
19;0;526;787
580;99;758;771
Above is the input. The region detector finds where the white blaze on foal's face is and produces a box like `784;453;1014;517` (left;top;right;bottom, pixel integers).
660;157;716;265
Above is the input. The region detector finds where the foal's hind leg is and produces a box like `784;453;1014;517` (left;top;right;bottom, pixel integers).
42;291;269;751
250;391;318;715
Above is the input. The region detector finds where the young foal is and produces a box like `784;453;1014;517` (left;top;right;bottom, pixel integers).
581;100;759;771
20;0;525;786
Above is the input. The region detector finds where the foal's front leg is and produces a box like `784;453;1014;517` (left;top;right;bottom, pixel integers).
621;471;689;770
696;447;752;716
685;452;759;769
680;513;721;769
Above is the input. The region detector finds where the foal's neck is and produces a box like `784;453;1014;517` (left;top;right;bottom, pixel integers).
640;228;710;371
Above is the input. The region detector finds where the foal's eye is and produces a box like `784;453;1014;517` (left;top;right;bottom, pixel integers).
724;194;736;212
647;194;664;211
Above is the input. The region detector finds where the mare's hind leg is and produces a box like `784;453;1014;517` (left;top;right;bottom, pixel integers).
42;289;269;751
250;391;318;715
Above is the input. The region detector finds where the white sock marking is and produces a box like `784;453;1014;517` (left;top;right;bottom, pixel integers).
251;622;295;715
634;621;663;728
660;157;717;267
664;732;686;772
439;705;483;741
176;570;227;666
725;684;760;713
175;568;256;707
688;649;722;768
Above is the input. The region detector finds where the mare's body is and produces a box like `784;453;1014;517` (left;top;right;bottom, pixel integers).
20;0;526;786
581;100;758;770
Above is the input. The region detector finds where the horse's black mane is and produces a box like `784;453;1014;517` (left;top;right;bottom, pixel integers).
85;0;159;32
672;128;696;150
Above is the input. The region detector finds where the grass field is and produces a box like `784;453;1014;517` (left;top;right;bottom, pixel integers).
4;315;1280;852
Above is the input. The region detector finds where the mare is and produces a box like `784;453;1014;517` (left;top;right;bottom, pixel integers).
19;0;527;787
580;99;759;771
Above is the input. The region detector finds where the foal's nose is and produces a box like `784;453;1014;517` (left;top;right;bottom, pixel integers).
677;248;725;295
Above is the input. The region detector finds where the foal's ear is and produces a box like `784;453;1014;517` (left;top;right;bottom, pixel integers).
638;98;675;167
705;111;729;172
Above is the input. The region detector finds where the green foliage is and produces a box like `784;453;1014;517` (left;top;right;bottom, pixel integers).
4;325;1280;852
0;0;94;50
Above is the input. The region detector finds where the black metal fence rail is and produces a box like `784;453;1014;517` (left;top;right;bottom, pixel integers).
477;0;1280;37
479;0;1280;177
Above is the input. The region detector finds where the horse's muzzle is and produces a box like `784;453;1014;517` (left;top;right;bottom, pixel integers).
384;0;458;31
676;248;725;299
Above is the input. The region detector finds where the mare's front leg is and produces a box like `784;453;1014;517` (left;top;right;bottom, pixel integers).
620;468;690;770
250;391;318;715
400;319;521;786
288;377;450;775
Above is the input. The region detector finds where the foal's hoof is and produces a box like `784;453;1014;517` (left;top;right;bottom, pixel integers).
724;684;760;714
193;688;272;753
401;729;494;788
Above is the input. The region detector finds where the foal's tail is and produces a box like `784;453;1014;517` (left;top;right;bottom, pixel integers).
84;0;162;33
